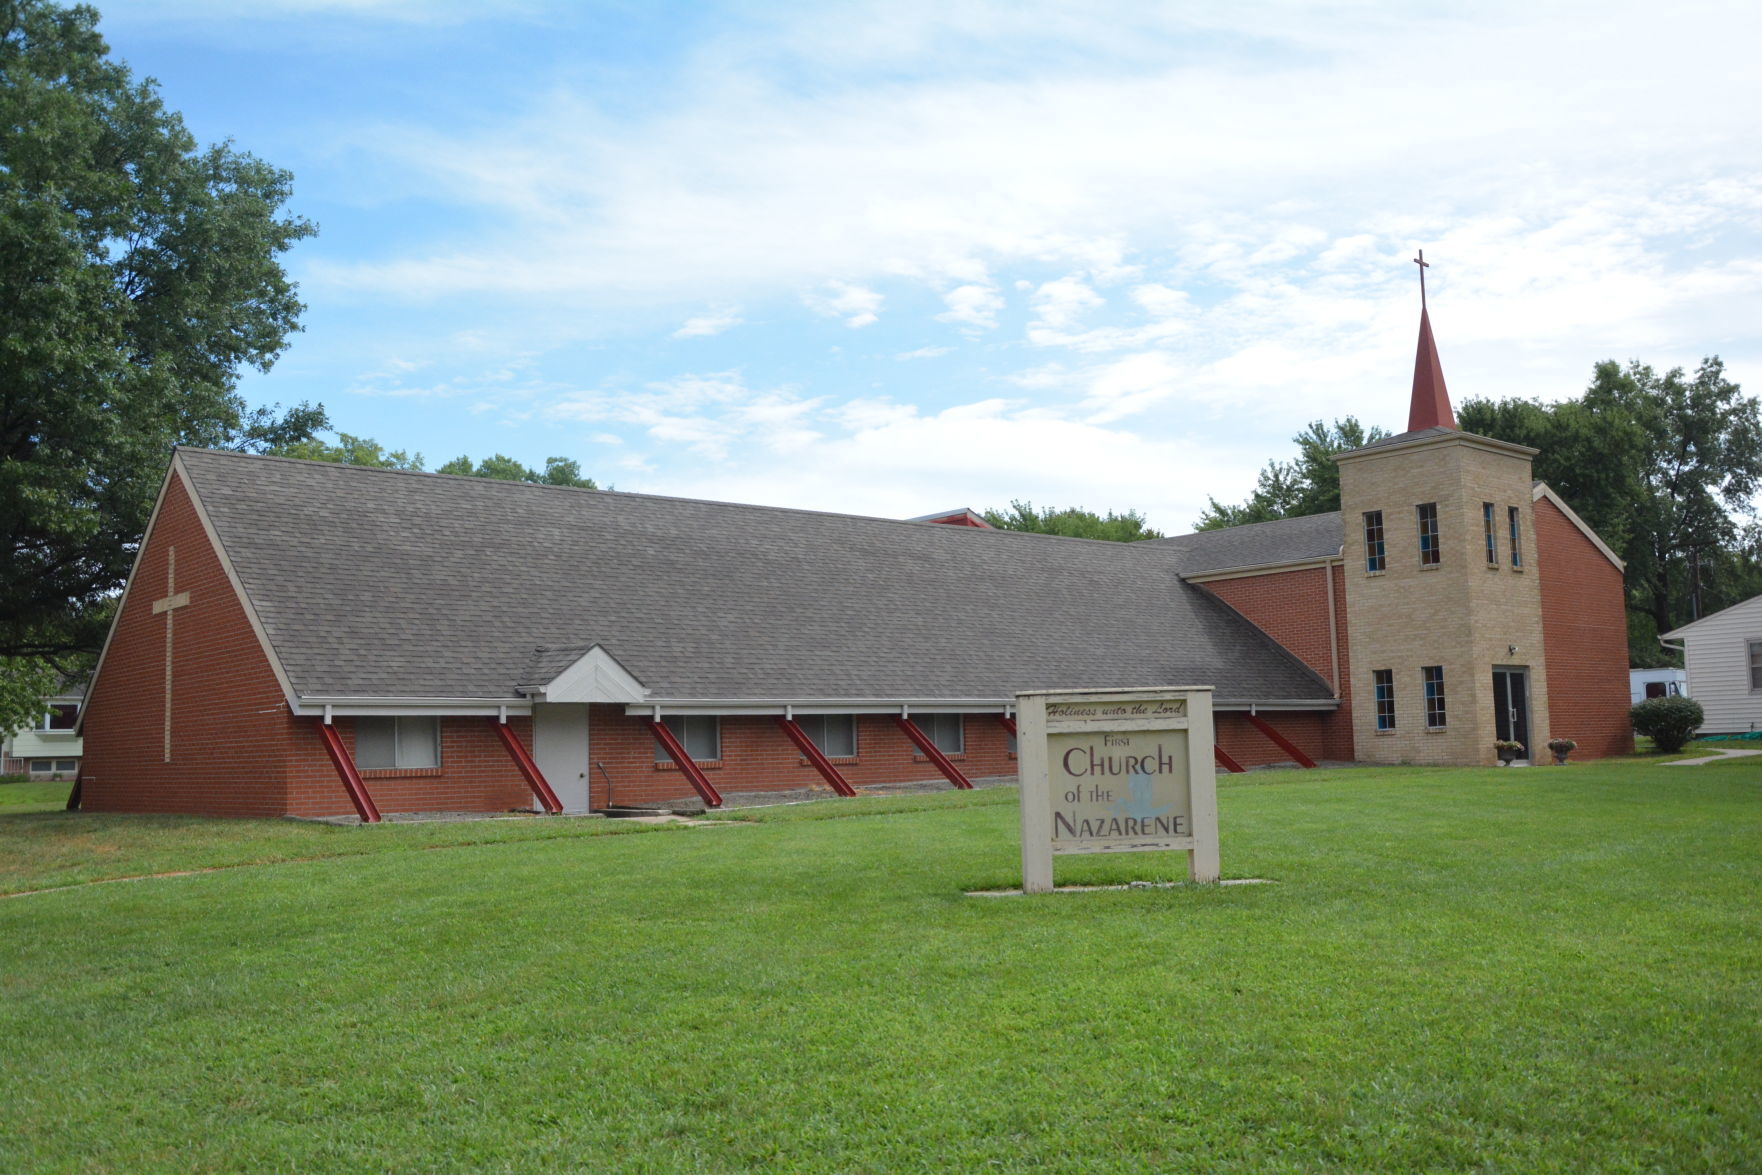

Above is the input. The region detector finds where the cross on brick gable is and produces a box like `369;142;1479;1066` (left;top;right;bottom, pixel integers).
150;546;191;762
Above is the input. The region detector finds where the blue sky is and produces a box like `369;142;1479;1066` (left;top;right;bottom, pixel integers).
96;0;1762;532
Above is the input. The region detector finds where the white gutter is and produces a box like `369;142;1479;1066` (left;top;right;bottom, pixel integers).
292;696;532;718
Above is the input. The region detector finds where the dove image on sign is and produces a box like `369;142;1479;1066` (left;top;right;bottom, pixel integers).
1016;687;1219;893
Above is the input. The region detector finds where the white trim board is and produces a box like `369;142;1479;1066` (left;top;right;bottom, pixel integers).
1532;483;1624;571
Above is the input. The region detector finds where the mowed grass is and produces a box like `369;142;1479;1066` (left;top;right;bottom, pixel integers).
3;759;1760;1173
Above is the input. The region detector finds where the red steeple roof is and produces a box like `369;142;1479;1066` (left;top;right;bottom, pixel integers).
1409;305;1455;431
1407;249;1455;432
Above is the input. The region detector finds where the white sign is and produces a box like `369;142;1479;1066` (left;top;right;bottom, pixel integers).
1017;687;1219;892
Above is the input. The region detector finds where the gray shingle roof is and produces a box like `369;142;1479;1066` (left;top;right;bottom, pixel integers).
1152;512;1344;575
175;448;1335;707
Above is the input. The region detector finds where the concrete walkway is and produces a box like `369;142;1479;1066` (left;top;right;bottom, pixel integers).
1664;748;1762;767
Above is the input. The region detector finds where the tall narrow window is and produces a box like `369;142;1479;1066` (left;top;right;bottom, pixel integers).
1417;503;1440;565
1373;669;1396;731
1363;511;1387;573
1483;503;1498;566
1509;506;1523;569
1749;640;1762;691
1422;666;1447;728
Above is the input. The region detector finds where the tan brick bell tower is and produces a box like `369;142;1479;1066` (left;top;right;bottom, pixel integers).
1335;252;1550;766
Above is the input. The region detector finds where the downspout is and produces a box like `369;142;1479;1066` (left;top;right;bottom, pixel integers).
1325;559;1341;698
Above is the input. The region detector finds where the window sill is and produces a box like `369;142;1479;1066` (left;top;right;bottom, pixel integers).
1425;726;1448;733
360;767;442;778
798;756;859;766
1364;569;1386;577
1418;563;1440;571
1374;728;1398;736
913;753;967;762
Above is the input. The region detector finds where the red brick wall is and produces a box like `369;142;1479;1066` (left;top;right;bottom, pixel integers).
282;716;538;819
1202;565;1356;761
586;707;1020;806
1534;497;1633;758
81;469;543;820
80;472;294;817
1215;711;1331;769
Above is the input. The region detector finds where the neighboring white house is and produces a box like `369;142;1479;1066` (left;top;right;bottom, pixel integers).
1629;667;1687;705
1;687;84;780
1662;594;1762;735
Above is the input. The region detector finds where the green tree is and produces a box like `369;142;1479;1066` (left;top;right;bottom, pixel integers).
982;501;1163;542
1;0;320;668
275;433;424;471
437;453;598;489
1459;356;1761;666
1194;417;1390;530
0;656;60;739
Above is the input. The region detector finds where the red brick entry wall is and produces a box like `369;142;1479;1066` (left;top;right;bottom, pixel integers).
283;716;538;819
587;707;1020;807
1202;565;1355;761
1534;498;1633;758
1215;711;1330;769
80;473;295;817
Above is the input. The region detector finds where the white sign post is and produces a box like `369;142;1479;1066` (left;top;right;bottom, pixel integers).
1017;686;1219;893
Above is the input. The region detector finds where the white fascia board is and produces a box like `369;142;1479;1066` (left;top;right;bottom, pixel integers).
1531;483;1625;571
535;644;648;705
292;697;532;718
1214;698;1340;711
625;698;1012;718
1183;555;1342;583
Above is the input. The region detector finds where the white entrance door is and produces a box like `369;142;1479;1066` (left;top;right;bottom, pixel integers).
533;703;591;813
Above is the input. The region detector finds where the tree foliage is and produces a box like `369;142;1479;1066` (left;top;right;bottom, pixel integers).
982;501;1163;542
436;453;598;489
1193;418;1389;531
271;432;601;490
1459;357;1762;666
1;0;321;666
274;433;424;471
0;656;61;739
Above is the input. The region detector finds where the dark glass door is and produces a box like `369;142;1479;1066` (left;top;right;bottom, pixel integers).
1492;669;1530;754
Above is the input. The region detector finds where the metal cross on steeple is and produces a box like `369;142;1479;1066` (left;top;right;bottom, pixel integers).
1413;249;1429;310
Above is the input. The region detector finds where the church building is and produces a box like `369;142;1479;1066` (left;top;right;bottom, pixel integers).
77;285;1632;820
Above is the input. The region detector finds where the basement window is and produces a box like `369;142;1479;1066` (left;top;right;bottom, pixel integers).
797;714;857;758
356;717;440;769
657;715;720;762
916;713;964;754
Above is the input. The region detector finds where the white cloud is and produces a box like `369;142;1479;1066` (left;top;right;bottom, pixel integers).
895;345;953;360
936;283;1005;331
804;281;884;328
673;306;743;338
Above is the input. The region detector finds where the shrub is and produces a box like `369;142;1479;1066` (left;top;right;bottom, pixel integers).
1630;696;1704;753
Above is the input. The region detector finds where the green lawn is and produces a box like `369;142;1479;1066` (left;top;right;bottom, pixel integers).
3;758;1759;1173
